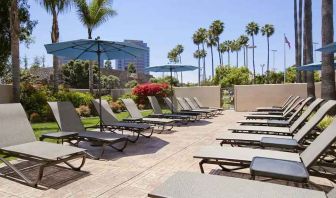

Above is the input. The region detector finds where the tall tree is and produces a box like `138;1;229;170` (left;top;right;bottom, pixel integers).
230;40;242;67
174;44;184;83
193;30;203;85
303;0;315;98
222;40;232;66
246;22;259;83
206;31;217;78
10;0;21;102
198;28;207;82
209;20;224;65
298;0;305;82
261;24;275;79
321;0;335;100
38;0;71;92
294;0;301;82
75;0;117;93
193;49;207;83
238;35;249;66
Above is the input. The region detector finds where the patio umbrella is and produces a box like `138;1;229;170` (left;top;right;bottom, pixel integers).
145;64;198;111
297;61;336;71
316;42;336;54
45;38;148;131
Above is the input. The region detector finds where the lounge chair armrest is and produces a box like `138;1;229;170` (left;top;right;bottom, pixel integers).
123;118;143;122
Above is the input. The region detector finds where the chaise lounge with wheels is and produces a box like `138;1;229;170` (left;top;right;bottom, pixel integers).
42;101;129;159
0;103;86;187
92;99;154;142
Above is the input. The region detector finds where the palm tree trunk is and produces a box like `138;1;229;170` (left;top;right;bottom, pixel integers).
10;0;20;102
202;43;206;82
321;0;335;100
51;10;60;93
304;0;315;98
227;52;230;66
236;51;239;67
217;40;222;65
266;37;270;74
299;0;305;82
294;0;302;82
197;45;201;86
210;45;214;78
243;47;246;66
252;35;256;84
88;28;94;93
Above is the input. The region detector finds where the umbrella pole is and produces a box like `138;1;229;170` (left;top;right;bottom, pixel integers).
170;68;173;113
97;42;103;132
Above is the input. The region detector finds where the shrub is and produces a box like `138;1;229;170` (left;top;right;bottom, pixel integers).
317;115;334;130
29;112;42;123
138;104;145;110
55;91;93;108
132;83;171;105
101;95;113;102
125;80;138;88
110;101;122;112
213;66;250;88
76;105;91;117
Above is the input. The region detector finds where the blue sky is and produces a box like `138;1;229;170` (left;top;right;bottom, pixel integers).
21;0;335;82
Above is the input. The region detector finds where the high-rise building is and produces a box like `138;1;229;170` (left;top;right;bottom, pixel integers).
116;40;150;74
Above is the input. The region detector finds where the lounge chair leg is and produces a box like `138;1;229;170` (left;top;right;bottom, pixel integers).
140;127;154;138
109;140;128;152
63;154;86;171
199;159;206;173
128;131;140;143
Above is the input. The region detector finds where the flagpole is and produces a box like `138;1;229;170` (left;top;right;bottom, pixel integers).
283;34;286;84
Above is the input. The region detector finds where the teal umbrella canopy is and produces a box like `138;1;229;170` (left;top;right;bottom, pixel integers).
145;64;198;73
45;39;148;61
316;42;336;54
297;61;336;71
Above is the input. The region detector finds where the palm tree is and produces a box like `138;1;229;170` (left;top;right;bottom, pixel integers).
238;35;249;66
303;0;315;98
321;0;335;100
261;24;275;78
246;22;259;83
193;31;203;85
206;31;217;78
222;40;232;66
75;0;117;93
218;42;228;65
197;28;207;82
38;0;71;93
294;0;301;82
209;20;224;65
230;40;242;67
10;0;20;102
299;0;304;82
175;44;184;83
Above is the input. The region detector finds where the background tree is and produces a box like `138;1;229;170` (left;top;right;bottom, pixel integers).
230;40;242;67
101;75;120;90
31;56;41;68
10;0;21;102
206;31;217;78
104;60;112;70
23;55;28;70
261;24;275;79
174;44;184;83
294;0;301;82
41;54;46;67
125;80;138;88
298;0;304;82
193;30;203;85
167;49;179;63
149;76;179;86
209;20;224;65
38;0;71;92
321;0;335;100
245;22;259;83
75;0;117;93
193;49;206;84
223;40;232;65
127;62;136;74
238;35;249;66
303;0;315;98
213;66;250;88
198;28;207;82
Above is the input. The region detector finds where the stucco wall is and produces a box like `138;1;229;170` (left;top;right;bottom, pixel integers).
0;85;13;103
234;82;322;112
174;86;221;108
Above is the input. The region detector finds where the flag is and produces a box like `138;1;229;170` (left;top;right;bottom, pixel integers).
284;35;291;49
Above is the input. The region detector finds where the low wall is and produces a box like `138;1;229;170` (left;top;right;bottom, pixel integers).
110;88;131;100
234;82;322;112
0;85;13;103
174;86;221;108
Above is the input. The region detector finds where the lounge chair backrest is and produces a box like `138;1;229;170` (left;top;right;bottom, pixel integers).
184;98;198;110
164;97;179;112
293;100;336;142
92;99;119;124
282;96;300;115
281;95;293;110
48;102;86;132
300;100;336;167
148;96;163;114
289;98;324;132
282;98;304;117
0;103;36;148
176;97;191;110
193;97;204;108
287;97;313;123
121;99;143;119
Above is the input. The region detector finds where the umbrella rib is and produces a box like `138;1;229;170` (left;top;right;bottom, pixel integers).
101;43;139;58
74;42;97;60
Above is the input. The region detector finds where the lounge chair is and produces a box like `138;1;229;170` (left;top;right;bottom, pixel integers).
239;97;314;126
248;96;300;116
227;98;324;136
121;99;175;133
163;97;202;120
148;171;334;198
176;97;214;118
91;99;154;142
194;109;336;184
43;101;128;159
256;95;293;112
184;97;218;114
193;97;224;114
147;96;193;122
217;100;336;149
0;103;86;187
